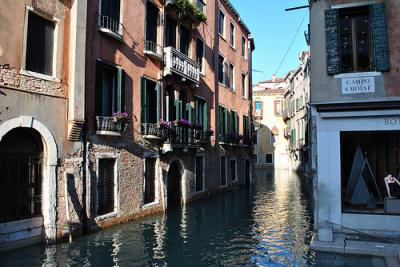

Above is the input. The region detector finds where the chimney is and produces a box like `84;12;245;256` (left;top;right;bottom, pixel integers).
272;74;276;82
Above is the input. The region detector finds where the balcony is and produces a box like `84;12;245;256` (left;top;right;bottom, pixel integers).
165;126;211;148
98;15;123;41
144;40;163;61
96;116;127;136
141;123;166;139
164;47;200;84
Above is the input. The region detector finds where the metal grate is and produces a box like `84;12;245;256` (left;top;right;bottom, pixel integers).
0;154;42;223
97;159;115;216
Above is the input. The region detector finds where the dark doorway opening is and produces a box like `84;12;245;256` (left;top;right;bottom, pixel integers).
245;159;251;185
167;161;183;208
0;128;44;223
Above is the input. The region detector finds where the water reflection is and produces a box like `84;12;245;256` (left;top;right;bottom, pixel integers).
0;170;382;266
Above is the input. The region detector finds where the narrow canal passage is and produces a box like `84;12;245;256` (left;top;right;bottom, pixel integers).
0;170;384;266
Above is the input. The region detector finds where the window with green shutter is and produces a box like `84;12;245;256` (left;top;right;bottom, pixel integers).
140;77;160;124
325;3;390;75
195;97;208;131
95;60;125;116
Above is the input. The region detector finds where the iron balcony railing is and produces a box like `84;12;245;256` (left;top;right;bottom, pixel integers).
166;126;211;146
96;116;127;135
164;47;200;84
141;123;166;139
98;15;123;36
144;40;163;59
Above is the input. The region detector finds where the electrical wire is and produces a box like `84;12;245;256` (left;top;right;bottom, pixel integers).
274;10;308;76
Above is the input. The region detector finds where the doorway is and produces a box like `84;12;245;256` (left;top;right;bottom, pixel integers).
167;161;183;208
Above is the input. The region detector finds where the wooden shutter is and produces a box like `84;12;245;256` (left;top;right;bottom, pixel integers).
117;68;125;112
203;101;208;131
140;77;147;124
175;100;182;120
194;98;199;124
371;3;390;72
224;109;228;135
155;82;160;122
186;103;192;122
325;9;340;75
95;60;104;116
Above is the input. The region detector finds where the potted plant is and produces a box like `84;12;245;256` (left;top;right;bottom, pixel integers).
112;112;129;123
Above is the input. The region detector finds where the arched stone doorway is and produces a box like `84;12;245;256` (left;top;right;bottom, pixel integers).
0;128;44;224
167;160;184;208
0;116;58;243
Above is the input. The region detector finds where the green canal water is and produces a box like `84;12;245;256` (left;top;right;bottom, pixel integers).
0;170;386;266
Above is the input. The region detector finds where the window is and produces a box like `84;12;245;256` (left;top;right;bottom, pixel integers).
98;158;116;216
230;110;239;136
99;0;122;35
325;4;390;74
141;77;160;125
144;158;156;204
196;37;205;74
241;37;246;58
253;154;258;163
95;60;125;117
195;97;208;131
266;154;273;164
218;54;226;85
180;26;191;56
196;156;204;192
274;100;283;116
255;101;262;117
339;7;370;73
241;73;247;98
25;11;55;76
218;10;225;37
229;22;235;47
220;156;227;186
165;16;177;48
243;115;250;140
197;0;206;14
218;106;228;141
341;131;400;214
229;63;235;90
145;2;159;50
230;160;237;181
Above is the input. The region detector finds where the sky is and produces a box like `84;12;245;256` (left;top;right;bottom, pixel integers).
229;0;310;84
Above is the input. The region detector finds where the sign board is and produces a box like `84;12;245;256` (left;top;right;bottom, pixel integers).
341;77;375;95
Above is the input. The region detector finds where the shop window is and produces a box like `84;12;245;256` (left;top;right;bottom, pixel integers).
196;156;204;192
25;11;55;76
230;160;237;181
144;158;156;204
341;131;400;214
220;156;227;186
97;158;116;216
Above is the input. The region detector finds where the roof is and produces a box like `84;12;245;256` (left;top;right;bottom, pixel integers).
258;78;285;84
221;0;255;50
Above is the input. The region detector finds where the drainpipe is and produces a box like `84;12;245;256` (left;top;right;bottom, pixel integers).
213;0;220;149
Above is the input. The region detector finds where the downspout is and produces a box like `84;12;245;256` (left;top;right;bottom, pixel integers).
248;35;255;182
213;0;220;149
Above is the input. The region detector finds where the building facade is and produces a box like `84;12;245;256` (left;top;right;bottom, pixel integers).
85;0;254;232
0;0;87;249
0;0;254;250
253;77;288;170
283;51;311;174
310;0;400;244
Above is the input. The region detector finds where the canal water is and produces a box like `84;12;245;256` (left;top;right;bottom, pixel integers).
1;170;386;266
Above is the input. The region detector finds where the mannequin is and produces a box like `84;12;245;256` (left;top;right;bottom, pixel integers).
384;174;400;198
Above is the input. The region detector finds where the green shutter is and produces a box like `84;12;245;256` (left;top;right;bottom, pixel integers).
155;82;160;122
371;3;390;71
95;60;103;116
175;100;182;120
117;68;124;112
194;98;199;124
235;113;239;135
218;106;223;137
203;101;208;131
224;109;228;135
186;103;192;122
141;77;147;123
325;9;340;75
